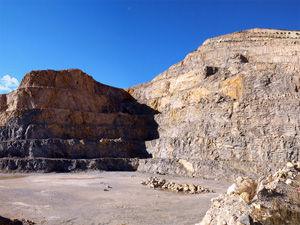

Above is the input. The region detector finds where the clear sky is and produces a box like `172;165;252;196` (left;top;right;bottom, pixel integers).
0;0;299;93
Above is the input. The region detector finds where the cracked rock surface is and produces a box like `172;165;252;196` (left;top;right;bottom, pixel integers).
197;162;300;225
1;28;300;180
0;69;157;171
129;28;300;179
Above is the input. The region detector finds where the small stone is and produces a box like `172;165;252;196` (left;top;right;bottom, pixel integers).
168;182;175;189
103;189;109;191
213;201;221;208
286;179;293;185
241;206;248;212
283;167;292;173
286;162;294;168
158;179;166;186
197;185;202;192
254;204;262;209
217;220;227;225
278;171;286;179
240;192;250;202
268;188;276;195
211;197;217;202
237;178;257;199
287;171;294;177
236;176;243;185
227;183;238;195
229;216;237;225
189;184;197;193
201;215;212;225
237;214;251;225
176;184;183;192
183;184;189;192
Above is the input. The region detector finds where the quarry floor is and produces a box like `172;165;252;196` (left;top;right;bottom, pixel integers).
0;171;231;225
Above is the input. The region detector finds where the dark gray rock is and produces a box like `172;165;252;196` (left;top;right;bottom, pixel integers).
0;157;139;172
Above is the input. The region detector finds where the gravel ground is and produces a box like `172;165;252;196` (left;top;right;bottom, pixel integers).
0;171;231;225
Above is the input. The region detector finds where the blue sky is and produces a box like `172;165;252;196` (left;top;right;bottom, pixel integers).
0;0;299;92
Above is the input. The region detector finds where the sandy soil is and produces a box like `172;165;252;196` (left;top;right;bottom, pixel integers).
0;171;231;225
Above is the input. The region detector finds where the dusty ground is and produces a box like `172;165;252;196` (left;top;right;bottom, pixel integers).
0;171;231;225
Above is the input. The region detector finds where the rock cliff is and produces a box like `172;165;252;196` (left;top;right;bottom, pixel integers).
0;69;157;172
1;28;299;178
128;28;300;179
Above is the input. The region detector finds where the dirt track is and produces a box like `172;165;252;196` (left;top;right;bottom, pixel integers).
0;172;231;225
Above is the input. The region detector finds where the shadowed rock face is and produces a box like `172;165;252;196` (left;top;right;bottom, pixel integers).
1;28;300;178
0;69;158;168
128;28;300;179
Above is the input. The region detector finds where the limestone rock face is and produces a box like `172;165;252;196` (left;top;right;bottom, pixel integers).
1;28;299;177
0;69;158;164
128;28;300;179
198;162;300;225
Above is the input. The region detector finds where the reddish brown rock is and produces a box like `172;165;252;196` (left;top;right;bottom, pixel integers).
0;69;158;171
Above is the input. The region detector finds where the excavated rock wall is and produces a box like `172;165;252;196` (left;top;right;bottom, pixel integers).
128;28;300;179
0;69;157;171
0;157;139;172
1;28;299;178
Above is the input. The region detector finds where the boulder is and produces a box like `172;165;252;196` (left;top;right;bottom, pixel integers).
198;162;300;225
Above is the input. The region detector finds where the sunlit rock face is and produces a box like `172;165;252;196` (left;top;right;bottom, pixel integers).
128;28;300;179
1;28;300;177
0;69;158;171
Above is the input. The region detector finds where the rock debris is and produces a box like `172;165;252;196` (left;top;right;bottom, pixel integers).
141;177;214;194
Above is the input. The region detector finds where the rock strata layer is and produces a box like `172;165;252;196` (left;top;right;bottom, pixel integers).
0;157;139;172
0;69;157;171
1;28;300;177
128;28;300;179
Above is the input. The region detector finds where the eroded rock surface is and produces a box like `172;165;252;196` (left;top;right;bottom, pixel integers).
128;28;300;179
0;69;157;171
198;162;300;225
1;28;300;178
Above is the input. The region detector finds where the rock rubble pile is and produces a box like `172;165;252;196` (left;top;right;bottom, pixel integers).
198;161;300;225
141;176;214;194
0;217;35;225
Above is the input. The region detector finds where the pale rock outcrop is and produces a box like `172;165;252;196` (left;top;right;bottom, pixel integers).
1;28;300;177
198;161;300;225
128;28;300;179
